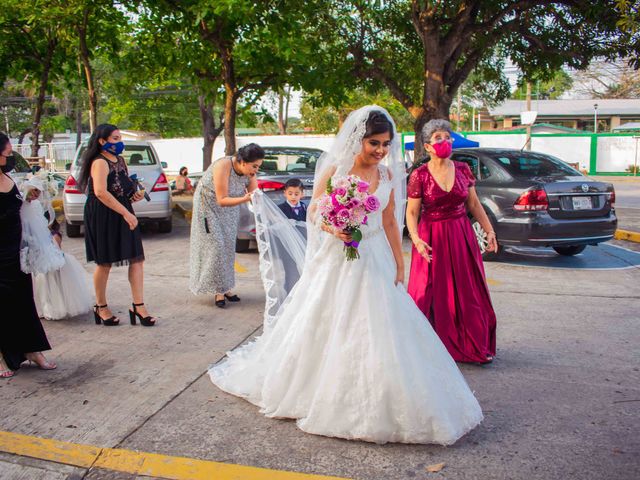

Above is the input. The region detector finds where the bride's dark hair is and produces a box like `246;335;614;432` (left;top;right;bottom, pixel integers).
363;110;394;140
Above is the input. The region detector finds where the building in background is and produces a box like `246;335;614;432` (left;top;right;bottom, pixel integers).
487;99;640;132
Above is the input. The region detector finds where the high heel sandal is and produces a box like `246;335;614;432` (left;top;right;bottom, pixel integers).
0;358;15;378
224;293;241;302
129;302;156;327
25;352;57;370
93;304;120;326
215;295;226;308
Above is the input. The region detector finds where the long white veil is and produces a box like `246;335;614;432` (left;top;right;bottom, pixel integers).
252;105;406;332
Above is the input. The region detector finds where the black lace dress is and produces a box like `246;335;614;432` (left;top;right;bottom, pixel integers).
84;155;145;266
0;182;51;370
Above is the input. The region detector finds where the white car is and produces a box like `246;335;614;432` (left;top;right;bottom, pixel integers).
62;140;172;237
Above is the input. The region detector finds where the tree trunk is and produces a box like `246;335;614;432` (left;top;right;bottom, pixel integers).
75;97;83;148
199;95;223;171
412;54;452;161
78;8;97;132
277;90;286;135
31;42;55;159
18;128;31;146
277;86;290;135
413;99;452;162
223;85;238;156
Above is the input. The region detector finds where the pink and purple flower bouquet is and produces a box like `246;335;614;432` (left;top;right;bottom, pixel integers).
317;174;381;261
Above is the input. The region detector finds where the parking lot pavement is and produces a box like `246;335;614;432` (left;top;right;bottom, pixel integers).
1;220;638;480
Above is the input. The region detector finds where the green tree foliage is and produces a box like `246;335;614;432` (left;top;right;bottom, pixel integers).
301;88;416;133
0;0;69;156
314;0;639;156
513;70;574;100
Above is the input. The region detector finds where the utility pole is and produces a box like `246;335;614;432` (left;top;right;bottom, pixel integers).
525;82;532;151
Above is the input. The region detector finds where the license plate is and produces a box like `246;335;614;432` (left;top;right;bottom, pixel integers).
304;188;314;197
572;196;592;210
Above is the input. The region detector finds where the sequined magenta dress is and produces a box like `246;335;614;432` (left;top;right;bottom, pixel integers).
407;161;496;364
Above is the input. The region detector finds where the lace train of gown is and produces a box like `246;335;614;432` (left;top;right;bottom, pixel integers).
209;169;483;445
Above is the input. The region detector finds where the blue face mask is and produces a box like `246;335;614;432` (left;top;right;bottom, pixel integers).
102;141;125;155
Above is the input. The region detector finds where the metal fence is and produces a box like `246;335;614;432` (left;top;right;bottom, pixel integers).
14;142;78;172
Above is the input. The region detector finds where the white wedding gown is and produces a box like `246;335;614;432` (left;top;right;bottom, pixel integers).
209;169;484;445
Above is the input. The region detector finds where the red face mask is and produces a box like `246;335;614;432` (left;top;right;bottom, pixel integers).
431;140;452;159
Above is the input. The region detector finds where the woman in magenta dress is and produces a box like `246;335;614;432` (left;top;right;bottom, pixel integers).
406;119;497;364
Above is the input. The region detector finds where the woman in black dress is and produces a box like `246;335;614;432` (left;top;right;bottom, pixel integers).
0;132;56;377
78;124;156;327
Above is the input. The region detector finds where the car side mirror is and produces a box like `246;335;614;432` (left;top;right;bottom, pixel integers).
65;163;72;171
161;162;168;169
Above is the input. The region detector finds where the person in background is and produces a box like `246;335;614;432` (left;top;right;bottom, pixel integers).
174;167;193;195
278;178;307;221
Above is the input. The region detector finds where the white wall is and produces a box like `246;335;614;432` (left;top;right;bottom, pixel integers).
531;136;592;170
597;136;639;173
150;132;640;174
466;132;639;173
150;135;336;174
466;133;527;149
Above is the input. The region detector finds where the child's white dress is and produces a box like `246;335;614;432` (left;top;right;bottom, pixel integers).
20;199;93;320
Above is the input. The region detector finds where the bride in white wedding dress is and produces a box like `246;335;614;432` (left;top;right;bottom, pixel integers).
209;106;483;445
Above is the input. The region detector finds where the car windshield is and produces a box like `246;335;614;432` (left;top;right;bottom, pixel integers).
77;145;157;166
259;149;322;174
492;152;580;178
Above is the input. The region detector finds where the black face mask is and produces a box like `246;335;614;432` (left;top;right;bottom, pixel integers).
0;155;16;173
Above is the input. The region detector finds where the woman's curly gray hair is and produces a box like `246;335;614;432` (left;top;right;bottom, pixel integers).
421;119;452;144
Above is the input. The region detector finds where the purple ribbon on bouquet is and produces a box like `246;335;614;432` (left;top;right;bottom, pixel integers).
345;240;360;248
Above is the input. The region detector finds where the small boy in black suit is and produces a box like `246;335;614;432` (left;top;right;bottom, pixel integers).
278;178;307;221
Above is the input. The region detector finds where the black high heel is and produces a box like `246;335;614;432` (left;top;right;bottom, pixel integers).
224;293;241;302
129;302;156;327
93;304;120;326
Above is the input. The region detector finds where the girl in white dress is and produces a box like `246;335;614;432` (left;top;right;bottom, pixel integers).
20;176;93;320
209;106;484;445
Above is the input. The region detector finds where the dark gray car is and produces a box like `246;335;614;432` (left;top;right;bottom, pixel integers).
441;148;617;259
237;146;322;251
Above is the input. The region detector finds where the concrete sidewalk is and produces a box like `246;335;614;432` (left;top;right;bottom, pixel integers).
1;217;639;479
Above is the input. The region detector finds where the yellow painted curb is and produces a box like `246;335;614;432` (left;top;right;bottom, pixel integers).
0;431;349;480
614;229;640;243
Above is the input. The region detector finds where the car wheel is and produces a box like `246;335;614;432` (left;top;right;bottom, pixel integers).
472;219;500;261
552;245;586;256
236;238;251;253
158;218;173;233
66;221;82;238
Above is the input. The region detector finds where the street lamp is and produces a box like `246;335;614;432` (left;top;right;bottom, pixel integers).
593;103;599;133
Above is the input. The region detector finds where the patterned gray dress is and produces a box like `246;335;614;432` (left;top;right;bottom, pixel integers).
189;157;250;295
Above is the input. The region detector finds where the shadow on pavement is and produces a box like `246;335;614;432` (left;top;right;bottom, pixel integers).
495;243;640;270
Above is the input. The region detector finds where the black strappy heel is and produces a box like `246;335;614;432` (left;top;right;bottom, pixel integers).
93;304;120;326
215;296;226;308
129;302;156;327
224;293;240;302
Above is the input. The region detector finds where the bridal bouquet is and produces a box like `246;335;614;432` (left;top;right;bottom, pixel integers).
317;174;381;261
